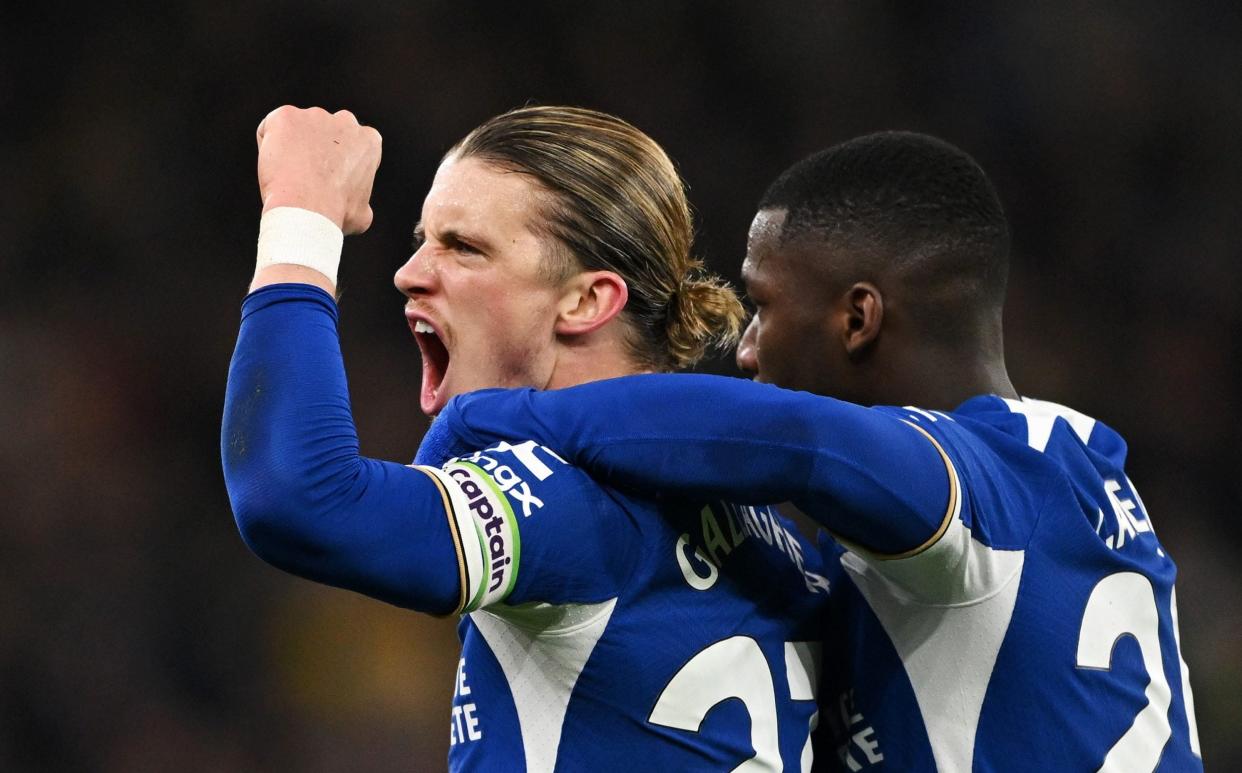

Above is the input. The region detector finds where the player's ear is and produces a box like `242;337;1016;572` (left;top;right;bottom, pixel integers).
842;281;883;359
554;270;629;336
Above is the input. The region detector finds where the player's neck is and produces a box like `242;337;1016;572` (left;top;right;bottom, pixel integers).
871;327;1015;409
901;354;1018;410
544;335;649;390
884;320;1017;409
933;366;1016;409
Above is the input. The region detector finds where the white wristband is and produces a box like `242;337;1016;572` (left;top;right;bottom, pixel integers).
255;207;344;285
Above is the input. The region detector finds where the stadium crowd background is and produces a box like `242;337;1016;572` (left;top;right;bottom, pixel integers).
4;3;1240;770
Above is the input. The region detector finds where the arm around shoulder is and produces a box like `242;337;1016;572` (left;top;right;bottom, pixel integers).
446;373;954;554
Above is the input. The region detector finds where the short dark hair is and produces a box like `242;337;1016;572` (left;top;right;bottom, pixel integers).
759;131;1010;306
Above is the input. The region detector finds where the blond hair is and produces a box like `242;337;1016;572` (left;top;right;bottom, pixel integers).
450;105;745;369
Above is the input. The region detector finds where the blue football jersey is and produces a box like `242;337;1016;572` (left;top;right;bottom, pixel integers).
412;439;832;771
424;376;1205;773
818;396;1202;772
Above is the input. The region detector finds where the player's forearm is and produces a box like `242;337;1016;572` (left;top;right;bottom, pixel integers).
444;374;950;553
222;284;459;613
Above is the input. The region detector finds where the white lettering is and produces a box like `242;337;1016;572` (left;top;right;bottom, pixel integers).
723;504;747;547
450;660;483;746
491;464;521;491
785;531;804;570
701;506;732;565
804;572;832;594
853;726;884;763
463;703;483;741
1105;478;1150;550
744;506;774;544
486;440;561;480
468;453;499;472
507;482;544;517
833;690;883;768
450;705;465;746
839;690;862;727
675;533;718;590
770;519;789;554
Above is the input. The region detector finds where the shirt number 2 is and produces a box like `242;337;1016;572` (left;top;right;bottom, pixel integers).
648;637;820;771
1076;572;1201;771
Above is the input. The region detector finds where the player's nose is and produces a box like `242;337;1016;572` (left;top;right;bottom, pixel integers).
394;245;438;297
735;316;758;376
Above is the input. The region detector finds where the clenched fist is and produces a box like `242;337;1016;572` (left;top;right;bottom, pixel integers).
256;106;382;235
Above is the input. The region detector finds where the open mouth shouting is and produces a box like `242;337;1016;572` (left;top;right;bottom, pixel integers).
406;312;450;415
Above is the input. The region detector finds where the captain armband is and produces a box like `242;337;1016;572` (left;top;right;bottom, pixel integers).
413;462;522;614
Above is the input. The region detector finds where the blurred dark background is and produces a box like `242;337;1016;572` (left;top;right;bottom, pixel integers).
3;1;1240;770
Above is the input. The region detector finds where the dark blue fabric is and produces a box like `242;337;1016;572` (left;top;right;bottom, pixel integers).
416;412;476;467
435;382;1204;770
436;375;952;554
221;284;459;613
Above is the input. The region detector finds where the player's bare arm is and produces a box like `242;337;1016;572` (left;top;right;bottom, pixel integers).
251;105;382;294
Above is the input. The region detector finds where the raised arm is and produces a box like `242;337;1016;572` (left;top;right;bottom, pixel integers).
221;106;462;614
224;286;468;612
431;374;954;555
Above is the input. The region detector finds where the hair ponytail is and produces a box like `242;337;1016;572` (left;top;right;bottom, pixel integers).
664;263;747;369
454;105;746;371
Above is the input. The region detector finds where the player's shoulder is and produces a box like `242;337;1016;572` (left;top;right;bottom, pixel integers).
443;439;601;516
929;394;1131;479
415;438;643;612
884;394;1137;518
870;399;1065;545
429;436;647;545
875;394;1118;472
871;399;1031;473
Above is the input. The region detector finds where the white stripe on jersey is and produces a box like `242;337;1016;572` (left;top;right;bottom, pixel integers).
841;517;1024;772
841;443;1024;771
1170;588;1203;758
785;642;822;773
1002;397;1096;452
471;599;618;773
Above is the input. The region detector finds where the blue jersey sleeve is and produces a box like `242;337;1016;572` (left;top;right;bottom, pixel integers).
222;284;465;614
433;374;954;555
420;440;640;611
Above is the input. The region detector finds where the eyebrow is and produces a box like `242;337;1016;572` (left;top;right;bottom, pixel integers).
412;221;495;252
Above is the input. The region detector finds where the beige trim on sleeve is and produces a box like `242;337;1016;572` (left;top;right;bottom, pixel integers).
410;465;469;615
835;420;960;561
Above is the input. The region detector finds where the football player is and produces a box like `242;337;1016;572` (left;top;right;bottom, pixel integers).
222;105;832;770
426;132;1203;771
